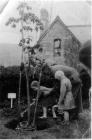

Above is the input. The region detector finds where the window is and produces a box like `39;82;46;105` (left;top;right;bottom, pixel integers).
53;38;61;56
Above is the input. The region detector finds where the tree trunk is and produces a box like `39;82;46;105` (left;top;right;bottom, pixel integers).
18;71;22;116
32;65;42;128
25;67;30;125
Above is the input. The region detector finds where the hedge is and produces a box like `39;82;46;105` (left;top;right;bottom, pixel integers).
0;64;55;104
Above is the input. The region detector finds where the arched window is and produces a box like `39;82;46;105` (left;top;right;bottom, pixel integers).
53;38;61;56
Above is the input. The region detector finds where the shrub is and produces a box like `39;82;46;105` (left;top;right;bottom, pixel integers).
0;64;55;103
0;66;26;102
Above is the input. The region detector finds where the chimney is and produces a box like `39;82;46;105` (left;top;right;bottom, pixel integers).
40;8;49;31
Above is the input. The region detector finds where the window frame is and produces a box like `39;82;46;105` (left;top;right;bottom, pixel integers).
53;38;61;56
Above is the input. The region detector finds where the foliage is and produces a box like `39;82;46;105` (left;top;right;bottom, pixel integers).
0;66;25;102
0;62;55;103
5;2;44;124
6;2;44;32
2;107;18;118
64;36;81;68
1;98;28;117
6;1;44;64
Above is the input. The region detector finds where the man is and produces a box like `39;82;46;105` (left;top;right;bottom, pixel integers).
52;70;76;123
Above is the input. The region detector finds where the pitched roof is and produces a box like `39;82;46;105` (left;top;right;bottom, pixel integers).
37;16;81;45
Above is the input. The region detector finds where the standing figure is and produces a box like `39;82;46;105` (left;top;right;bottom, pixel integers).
52;70;76;123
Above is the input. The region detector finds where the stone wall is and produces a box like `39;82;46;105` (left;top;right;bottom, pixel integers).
38;21;81;67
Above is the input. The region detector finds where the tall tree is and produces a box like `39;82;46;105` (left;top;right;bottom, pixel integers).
6;1;43;125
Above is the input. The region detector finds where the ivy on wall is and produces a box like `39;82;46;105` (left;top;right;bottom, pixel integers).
64;36;81;68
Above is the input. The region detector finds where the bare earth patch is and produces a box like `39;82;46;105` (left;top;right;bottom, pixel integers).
0;109;91;139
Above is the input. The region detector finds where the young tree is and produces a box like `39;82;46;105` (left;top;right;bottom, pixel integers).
6;1;44;125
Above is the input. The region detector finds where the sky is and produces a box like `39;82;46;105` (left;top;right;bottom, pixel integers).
0;0;91;44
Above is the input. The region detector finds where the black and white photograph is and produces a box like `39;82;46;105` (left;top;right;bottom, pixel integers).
0;0;91;139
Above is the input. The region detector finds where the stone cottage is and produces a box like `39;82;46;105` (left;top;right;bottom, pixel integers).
37;16;81;68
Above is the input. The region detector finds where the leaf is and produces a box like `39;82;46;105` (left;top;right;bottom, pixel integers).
39;48;43;52
12;24;16;28
40;26;44;30
19;42;22;47
22;39;25;43
5;21;9;26
35;26;38;32
30;28;33;32
31;49;35;55
16;18;20;23
27;46;30;50
26;39;30;44
26;6;32;10
20;29;22;32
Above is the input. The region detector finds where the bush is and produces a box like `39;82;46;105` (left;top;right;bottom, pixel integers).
0;64;56;103
0;66;26;102
34;63;55;87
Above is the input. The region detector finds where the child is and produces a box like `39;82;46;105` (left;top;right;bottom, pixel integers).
31;81;58;118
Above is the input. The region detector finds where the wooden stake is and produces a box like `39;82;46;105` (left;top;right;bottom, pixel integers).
32;62;43;128
11;98;13;108
18;71;22;115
